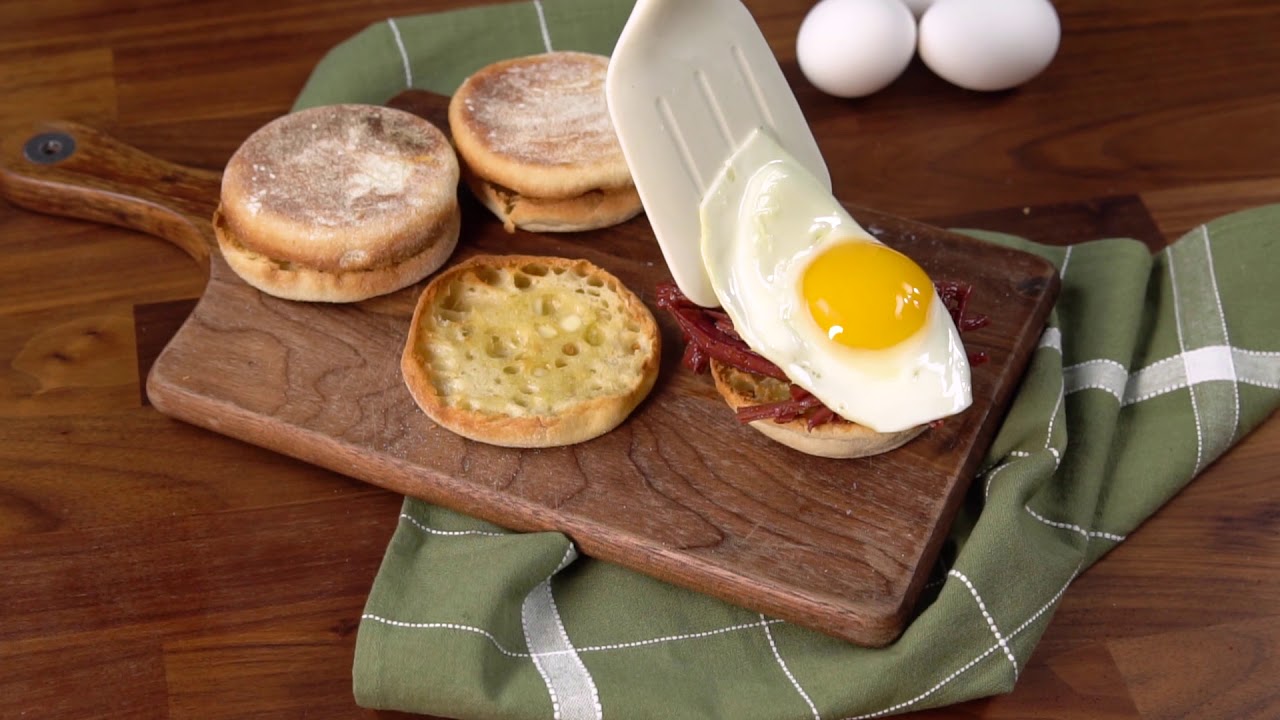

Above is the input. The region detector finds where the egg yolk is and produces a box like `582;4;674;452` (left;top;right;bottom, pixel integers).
802;241;933;350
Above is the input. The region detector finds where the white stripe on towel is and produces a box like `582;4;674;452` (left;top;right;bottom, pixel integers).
532;1;554;52
522;544;601;720
386;18;413;87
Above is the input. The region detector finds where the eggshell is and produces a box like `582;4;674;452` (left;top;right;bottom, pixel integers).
918;0;1061;92
899;0;938;18
797;0;917;98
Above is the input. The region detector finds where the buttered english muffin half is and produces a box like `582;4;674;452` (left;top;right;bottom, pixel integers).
215;104;461;302
448;52;643;233
402;255;660;447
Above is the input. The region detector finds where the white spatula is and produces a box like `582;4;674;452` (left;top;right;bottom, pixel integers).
606;0;831;308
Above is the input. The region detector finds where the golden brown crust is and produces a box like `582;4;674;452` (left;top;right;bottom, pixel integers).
462;167;643;234
218;104;460;301
214;204;460;303
449;51;638;231
710;360;926;458
402;255;660;447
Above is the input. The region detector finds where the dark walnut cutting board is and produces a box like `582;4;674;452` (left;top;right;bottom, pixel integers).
0;90;1058;647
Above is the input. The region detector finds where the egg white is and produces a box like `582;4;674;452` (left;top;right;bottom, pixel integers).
699;129;972;433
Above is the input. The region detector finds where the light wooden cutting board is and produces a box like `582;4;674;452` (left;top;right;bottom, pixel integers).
0;91;1058;647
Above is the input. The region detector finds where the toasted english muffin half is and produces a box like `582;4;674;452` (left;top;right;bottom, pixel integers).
216;103;460;302
448;52;642;232
402;254;660;447
710;360;927;459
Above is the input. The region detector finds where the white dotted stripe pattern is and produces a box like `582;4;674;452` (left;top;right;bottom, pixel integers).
575;617;784;653
1041;246;1070;470
875;229;1274;720
947;570;1018;674
522;544;601;720
1058;245;1074;287
985;262;1069;501
532;0;554;52
399;513;508;537
847;642;1005;719
843;557;1089;720
363;614;529;657
1043;383;1065;470
1061;345;1278;405
1168;228;1245;475
383;513;1125;719
1199;226;1241;450
1234;348;1280;389
982;447;1067;503
1023;505;1126;543
982;459;1013;499
761;614;821;720
524;570;564;719
985;303;1068;500
362;612;785;658
1037;325;1062;352
1166;238;1207;474
980;457;1126;542
386;18;412;88
1063;359;1128;400
1039;245;1070;466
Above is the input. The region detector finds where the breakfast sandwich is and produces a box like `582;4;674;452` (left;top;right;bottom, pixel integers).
402;254;660;447
657;130;987;458
215;104;460;302
448;51;643;233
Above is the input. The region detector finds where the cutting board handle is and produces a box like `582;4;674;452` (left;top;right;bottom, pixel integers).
0;120;222;273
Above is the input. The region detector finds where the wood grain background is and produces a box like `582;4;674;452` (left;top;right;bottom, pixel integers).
1;0;1278;718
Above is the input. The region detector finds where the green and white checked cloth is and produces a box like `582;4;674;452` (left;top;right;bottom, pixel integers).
294;1;1280;717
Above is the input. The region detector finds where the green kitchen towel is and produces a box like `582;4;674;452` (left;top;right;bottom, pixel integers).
295;2;1280;717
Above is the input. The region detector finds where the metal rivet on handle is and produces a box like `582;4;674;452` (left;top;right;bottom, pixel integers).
23;132;77;165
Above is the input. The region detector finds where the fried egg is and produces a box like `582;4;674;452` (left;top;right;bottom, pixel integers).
699;129;971;433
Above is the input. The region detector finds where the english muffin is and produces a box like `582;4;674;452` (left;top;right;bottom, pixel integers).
448;52;642;233
710;360;926;459
402;254;660;447
215;104;460;302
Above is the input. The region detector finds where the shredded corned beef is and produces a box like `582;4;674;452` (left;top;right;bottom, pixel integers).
935;280;991;334
654;283;787;380
654;280;989;428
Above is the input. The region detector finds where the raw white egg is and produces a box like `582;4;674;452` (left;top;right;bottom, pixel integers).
699;129;972;433
918;0;1061;91
796;0;917;99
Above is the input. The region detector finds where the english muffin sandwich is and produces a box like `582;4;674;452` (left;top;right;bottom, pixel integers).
215;104;460;302
448;52;643;233
708;361;927;458
657;278;987;460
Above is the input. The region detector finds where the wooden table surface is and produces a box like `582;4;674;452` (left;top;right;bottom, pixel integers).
2;0;1277;718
